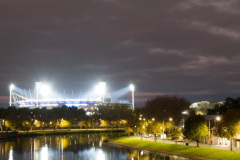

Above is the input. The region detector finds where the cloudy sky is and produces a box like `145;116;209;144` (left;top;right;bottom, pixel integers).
0;0;240;107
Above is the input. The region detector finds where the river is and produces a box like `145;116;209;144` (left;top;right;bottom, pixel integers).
0;133;191;160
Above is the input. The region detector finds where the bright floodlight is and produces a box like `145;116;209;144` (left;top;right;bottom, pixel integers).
35;82;42;108
10;84;15;91
216;116;221;121
99;82;106;95
129;84;134;91
95;82;106;101
40;84;51;96
95;82;106;95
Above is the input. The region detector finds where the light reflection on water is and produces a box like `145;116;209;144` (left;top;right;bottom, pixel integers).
0;133;190;160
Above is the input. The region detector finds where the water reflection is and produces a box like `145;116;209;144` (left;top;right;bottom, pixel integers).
0;133;190;160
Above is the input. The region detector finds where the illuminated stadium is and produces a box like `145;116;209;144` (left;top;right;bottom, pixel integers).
9;82;135;109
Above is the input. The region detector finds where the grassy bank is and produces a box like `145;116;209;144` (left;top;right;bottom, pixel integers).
18;128;125;137
111;137;240;160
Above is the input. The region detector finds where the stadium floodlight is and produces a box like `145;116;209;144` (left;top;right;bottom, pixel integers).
9;84;15;106
40;84;51;97
129;84;135;110
95;82;106;102
35;82;42;108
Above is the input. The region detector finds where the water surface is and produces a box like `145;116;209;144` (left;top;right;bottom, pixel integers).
0;133;190;160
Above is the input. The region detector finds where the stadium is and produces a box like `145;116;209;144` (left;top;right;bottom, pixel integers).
9;82;135;110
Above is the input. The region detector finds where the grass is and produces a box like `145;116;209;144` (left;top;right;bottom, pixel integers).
112;137;240;160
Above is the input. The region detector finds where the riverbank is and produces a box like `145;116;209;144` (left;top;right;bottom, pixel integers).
11;128;125;138
109;136;240;160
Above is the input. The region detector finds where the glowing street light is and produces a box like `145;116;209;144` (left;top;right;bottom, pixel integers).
9;84;14;106
216;116;221;121
129;84;135;110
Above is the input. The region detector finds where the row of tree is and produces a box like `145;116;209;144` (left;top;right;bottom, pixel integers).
0;103;133;131
4;95;239;149
0;95;189;135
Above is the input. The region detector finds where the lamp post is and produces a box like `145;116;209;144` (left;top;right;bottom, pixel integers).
162;110;166;141
169;117;173;135
215;116;221;146
129;84;135;110
209;119;211;145
9;84;14;106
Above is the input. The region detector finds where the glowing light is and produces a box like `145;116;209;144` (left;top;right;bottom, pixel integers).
216;116;221;121
10;84;15;91
40;84;51;96
129;84;134;91
95;82;106;97
169;118;172;121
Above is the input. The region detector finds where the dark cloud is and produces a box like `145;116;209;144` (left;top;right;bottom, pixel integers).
0;0;240;107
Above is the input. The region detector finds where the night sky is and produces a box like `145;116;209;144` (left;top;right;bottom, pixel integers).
0;0;240;108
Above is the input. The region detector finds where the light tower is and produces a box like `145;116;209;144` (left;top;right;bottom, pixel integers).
129;84;135;110
99;82;106;102
35;82;42;108
9;84;14;106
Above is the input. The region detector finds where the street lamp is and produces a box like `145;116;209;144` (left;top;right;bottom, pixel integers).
129;84;135;110
9;84;14;106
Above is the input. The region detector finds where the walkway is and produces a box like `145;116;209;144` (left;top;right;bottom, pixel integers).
136;135;240;152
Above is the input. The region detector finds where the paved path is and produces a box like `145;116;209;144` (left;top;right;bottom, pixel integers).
136;135;240;152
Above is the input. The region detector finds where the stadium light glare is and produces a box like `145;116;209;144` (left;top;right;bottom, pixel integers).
10;84;15;91
40;84;51;97
35;82;42;108
129;84;134;91
95;82;106;102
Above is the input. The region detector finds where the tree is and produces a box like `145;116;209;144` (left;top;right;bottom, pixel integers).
216;109;240;151
208;97;240;114
125;108;141;135
143;95;190;124
98;103;132;128
183;115;208;147
170;127;182;141
146;121;162;142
